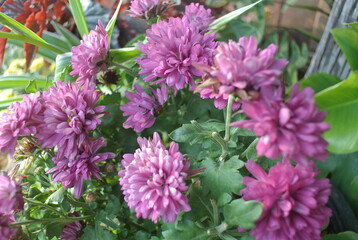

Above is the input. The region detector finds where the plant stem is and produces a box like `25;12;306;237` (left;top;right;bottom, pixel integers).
112;63;136;77
24;198;65;217
224;95;234;142
212;132;228;161
10;215;92;227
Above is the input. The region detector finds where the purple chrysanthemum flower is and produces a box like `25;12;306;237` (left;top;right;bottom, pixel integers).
231;84;329;166
183;3;214;32
48;138;115;198
119;132;191;223
0;174;23;215
0;214;16;240
0;92;43;156
120;84;168;132
137;17;216;92
128;0;175;20
59;215;83;240
37;81;105;161
195;36;288;109
71;20;109;86
241;160;332;240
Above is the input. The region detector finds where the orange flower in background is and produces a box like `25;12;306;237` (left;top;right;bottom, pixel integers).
0;0;69;70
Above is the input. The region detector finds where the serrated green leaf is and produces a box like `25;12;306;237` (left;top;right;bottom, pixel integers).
223;199;262;229
201;158;244;199
209;0;262;32
162;219;208;240
69;0;89;37
332;27;358;70
315;71;358;153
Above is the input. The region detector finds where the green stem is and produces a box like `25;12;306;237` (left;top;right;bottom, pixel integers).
10;215;92;227
212;132;228;161
24;198;65;217
211;200;219;226
224;95;235;142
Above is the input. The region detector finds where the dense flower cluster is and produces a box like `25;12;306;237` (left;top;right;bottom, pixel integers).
183;3;214;32
137;17;216;92
37;81;105;160
48;138;115;198
196;36;288;109
241;160;332;240
128;0;175;20
231;84;329;166
119;132;191;223
0;174;23;239
120;84;168;132
0;92;43;156
71;20;109;86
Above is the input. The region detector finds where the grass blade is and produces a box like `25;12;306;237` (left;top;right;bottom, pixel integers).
68;0;89;37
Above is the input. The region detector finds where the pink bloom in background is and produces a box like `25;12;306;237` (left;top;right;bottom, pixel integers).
120;84;168;132
241;160;332;240
0;214;17;240
48;138;115;198
59;214;83;240
128;0;174;20
0;92;43;156
119;132;191;223
231;84;329;166
37;81;105;161
71;20;109;86
0;174;23;214
137;17;216;92
183;3;214;32
196;36;287;109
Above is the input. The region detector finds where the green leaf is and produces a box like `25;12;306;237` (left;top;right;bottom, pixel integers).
162;219;208;240
54;52;75;82
315;71;358;153
201;157;244;199
223;199;263;229
42;31;71;52
69;0;89;37
322;231;358;240
0;31;65;54
110;48;140;63
25;80;38;93
300;73;341;93
0;12;46;43
209;0;263;32
46;187;66;204
0;75;48;89
347;22;358;29
52;22;81;47
0;96;23;110
331;27;358;70
287;3;329;15
106;0;122;43
7;39;57;61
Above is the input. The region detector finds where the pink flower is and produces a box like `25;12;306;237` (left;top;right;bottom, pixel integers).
241;160;332;240
59;214;84;240
71;20;109;86
120;84;168;132
128;0;175;20
48;138;115;198
37;81;105;161
0;174;23;215
231;84;329;166
119;132;191;223
196;36;288;109
0;214;17;240
0;92;43;156
183;3;214;32
137;17;216;92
